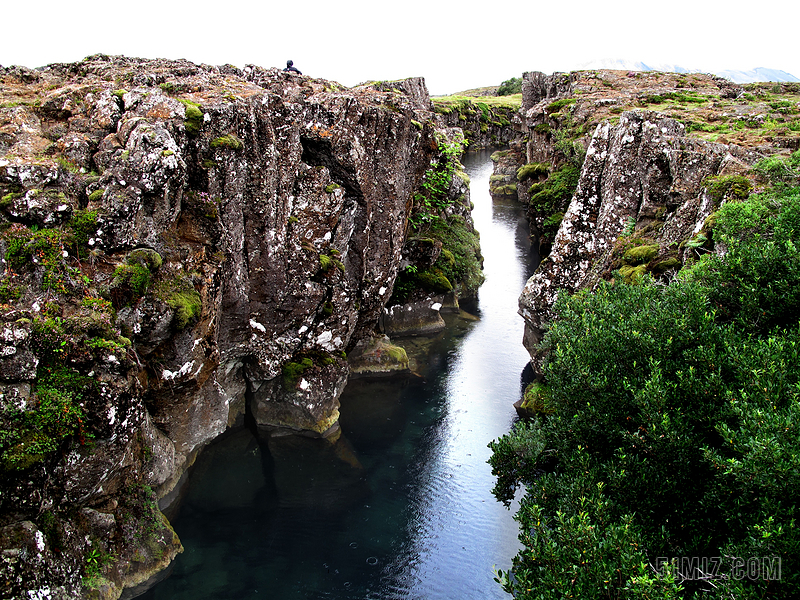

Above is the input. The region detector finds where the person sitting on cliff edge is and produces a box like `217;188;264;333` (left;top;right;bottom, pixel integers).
284;60;302;75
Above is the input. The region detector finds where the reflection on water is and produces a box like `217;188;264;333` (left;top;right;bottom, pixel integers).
142;149;537;599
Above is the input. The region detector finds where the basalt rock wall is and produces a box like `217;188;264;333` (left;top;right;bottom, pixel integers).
0;55;446;599
519;111;758;361
510;70;776;368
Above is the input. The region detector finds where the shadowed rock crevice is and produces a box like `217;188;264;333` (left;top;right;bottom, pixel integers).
299;136;363;201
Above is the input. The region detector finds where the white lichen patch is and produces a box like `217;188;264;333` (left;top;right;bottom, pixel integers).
249;319;267;333
162;361;196;381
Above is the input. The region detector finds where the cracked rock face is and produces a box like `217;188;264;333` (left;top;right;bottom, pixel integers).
518;110;759;364
0;55;443;598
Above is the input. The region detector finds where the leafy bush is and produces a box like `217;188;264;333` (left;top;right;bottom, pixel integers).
489;183;800;598
752;150;800;185
497;77;522;96
411;136;466;227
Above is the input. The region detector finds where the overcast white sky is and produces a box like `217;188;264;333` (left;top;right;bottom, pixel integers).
3;0;798;95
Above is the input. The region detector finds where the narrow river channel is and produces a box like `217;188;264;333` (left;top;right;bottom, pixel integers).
142;149;539;600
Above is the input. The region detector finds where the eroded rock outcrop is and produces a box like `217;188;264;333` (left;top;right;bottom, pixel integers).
433;97;519;149
518;110;758;357
0;55;467;599
508;70;798;367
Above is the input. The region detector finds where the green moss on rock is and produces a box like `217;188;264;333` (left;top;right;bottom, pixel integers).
623;244;659;265
282;357;314;389
210;134;243;151
416;268;453;293
704;174;752;205
618;264;648;283
651;257;682;273
179;99;203;136
517;162;550;181
156;278;201;330
520;382;554;415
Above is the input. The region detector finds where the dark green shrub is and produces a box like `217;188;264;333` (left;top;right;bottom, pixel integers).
497;77;522;96
489;184;800;599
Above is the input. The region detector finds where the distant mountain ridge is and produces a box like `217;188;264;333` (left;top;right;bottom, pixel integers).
576;58;799;84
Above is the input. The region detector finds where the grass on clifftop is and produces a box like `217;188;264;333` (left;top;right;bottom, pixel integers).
432;94;522;111
555;71;800;150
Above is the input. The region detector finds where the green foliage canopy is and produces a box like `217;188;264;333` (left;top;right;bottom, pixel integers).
490;168;800;598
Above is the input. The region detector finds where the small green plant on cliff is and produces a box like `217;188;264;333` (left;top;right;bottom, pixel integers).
410;136;467;228
3;225;70;293
318;249;345;274
1;359;93;471
83;542;115;589
67;209;99;256
186;190;221;219
110;249;162;307
281;353;340;390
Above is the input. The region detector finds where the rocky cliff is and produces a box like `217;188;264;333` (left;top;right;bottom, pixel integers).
506;69;800;366
432;95;519;149
0;55;473;599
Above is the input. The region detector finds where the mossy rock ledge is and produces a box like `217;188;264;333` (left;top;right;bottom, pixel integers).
347;335;410;377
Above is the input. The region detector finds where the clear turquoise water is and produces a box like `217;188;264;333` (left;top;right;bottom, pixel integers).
141;149;538;600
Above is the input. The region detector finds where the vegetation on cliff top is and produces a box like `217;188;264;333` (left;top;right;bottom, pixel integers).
489;153;800;599
552;70;800;150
